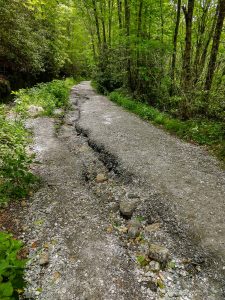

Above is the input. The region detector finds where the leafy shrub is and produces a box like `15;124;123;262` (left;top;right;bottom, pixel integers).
13;78;76;117
0;232;26;300
0;108;36;203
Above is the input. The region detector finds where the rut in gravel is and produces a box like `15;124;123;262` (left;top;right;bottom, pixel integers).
23;93;150;300
76;82;225;281
22;83;225;300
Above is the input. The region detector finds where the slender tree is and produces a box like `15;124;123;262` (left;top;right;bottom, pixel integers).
205;0;225;91
117;0;123;29
193;0;211;83
124;0;132;88
182;0;195;90
170;0;181;95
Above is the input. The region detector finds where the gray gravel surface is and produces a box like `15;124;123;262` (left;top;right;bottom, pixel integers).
76;82;225;290
21;82;225;299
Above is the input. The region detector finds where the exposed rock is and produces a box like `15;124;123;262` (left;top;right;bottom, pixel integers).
107;202;119;213
147;281;158;292
128;226;140;238
0;202;9;208
21;200;27;207
127;219;142;238
118;226;128;234
65;116;76;126
39;253;49;266
96;173;108;183
148;244;170;266
28;105;44;117
149;260;160;272
127;193;140;199
53;108;63;116
128;219;142;228
145;223;161;233
119;199;139;218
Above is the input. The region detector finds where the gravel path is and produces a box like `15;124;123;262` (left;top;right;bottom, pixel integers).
21;82;225;299
23;107;149;299
76;82;225;291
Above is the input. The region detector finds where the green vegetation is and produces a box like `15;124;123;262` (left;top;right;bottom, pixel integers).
0;232;26;300
136;255;149;267
109;91;225;162
0;77;76;296
0;78;76;205
0;107;35;204
14;78;76;117
85;0;225;122
0;0;91;96
1;1;225;144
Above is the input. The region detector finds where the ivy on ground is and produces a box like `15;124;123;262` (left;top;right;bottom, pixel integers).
0;232;26;300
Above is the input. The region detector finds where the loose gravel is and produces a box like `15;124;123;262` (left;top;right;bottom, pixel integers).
19;83;224;299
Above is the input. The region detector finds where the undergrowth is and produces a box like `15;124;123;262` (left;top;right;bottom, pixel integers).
0;232;26;300
109;91;225;163
0;77;78;298
0;106;36;205
13;77;76;117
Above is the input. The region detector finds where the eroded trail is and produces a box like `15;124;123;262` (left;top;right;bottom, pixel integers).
24;97;148;299
23;82;225;299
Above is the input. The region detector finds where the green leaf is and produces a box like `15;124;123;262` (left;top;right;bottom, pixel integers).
0;282;13;297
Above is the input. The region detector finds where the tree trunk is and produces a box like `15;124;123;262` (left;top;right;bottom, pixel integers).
100;1;107;48
205;0;225;91
136;0;144;92
117;0;122;29
92;0;102;47
108;0;113;46
170;0;181;95
182;0;195;90
137;0;143;38
160;0;164;43
193;0;210;83
124;0;132;88
124;0;130;36
199;10;217;78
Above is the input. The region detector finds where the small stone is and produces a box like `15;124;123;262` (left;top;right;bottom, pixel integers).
28;105;44;117
21;200;27;207
119;199;139;218
107;202;119;213
106;225;113;233
127;193;140;199
147;281;158;292
96;173;108;183
128;226;140;238
53;108;63;116
149;260;161;272
119;226;128;234
168;291;175;297
127;219;141;238
22;225;28;231
0;202;8;208
43;243;49;249
39;253;49;266
179;270;187;277
145;223;161;233
128;219;142;228
52;271;61;282
148;244;170;266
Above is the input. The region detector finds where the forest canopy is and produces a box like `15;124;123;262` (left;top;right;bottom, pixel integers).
0;0;225;121
0;0;91;92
